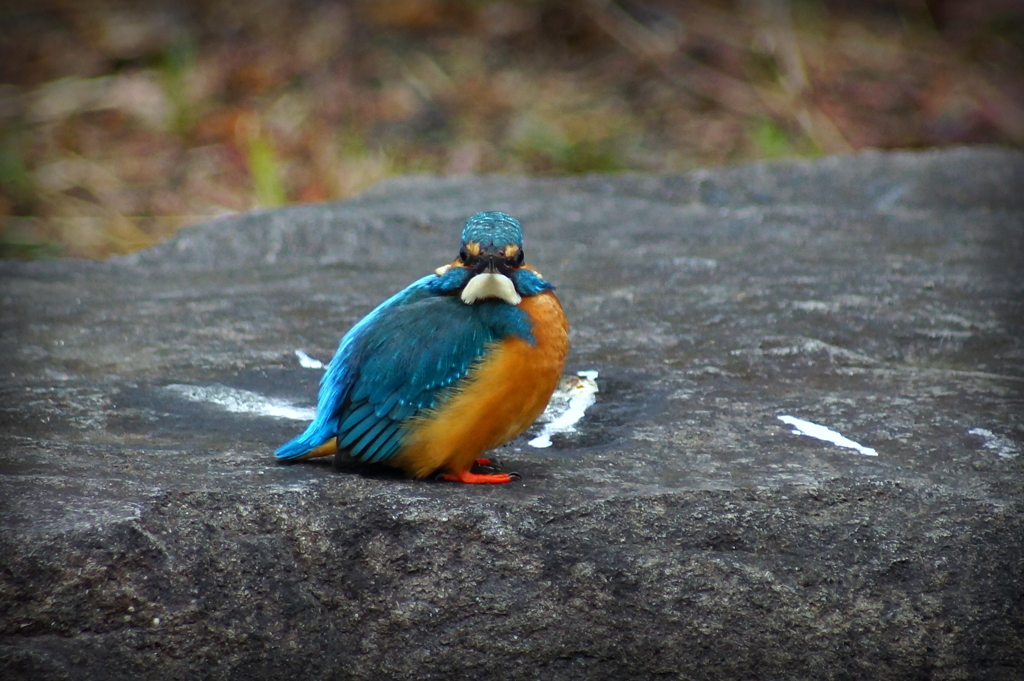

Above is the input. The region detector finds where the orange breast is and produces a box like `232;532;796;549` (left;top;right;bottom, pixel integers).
393;290;569;478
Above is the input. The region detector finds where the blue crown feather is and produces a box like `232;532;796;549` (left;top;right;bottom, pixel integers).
461;211;523;250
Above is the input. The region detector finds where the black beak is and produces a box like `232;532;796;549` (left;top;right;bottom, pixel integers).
471;252;515;276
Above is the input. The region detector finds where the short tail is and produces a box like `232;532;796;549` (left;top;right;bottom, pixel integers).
278;357;350;460
275;427;338;461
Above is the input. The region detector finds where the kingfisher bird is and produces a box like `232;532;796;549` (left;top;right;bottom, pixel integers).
276;211;569;483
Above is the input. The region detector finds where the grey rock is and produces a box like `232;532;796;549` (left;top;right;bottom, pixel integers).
2;147;1022;680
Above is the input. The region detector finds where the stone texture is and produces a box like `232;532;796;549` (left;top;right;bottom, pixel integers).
1;147;1022;680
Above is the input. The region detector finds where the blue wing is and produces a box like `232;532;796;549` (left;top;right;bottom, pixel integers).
276;270;536;462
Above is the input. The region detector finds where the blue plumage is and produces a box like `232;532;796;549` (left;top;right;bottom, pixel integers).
276;213;554;464
462;211;523;251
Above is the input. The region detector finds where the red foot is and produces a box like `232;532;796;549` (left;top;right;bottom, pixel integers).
474;458;493;467
438;469;521;484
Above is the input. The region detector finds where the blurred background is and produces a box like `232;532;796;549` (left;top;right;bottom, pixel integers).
1;0;1022;259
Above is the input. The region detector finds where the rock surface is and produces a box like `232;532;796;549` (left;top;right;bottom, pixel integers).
2;147;1023;680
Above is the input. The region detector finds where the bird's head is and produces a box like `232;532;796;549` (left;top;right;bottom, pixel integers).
445;211;527;305
459;211;525;276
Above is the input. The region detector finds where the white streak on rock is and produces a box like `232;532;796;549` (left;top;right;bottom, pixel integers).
529;371;599;448
968;428;1019;459
294;349;324;370
778;415;878;457
166;384;316;421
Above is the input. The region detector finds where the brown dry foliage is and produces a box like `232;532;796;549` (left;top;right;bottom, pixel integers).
0;0;1021;258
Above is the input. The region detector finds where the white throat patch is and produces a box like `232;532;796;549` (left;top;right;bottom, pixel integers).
460;272;522;305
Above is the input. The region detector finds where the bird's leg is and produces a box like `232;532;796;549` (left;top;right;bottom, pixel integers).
437;469;521;484
474;458;493;467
